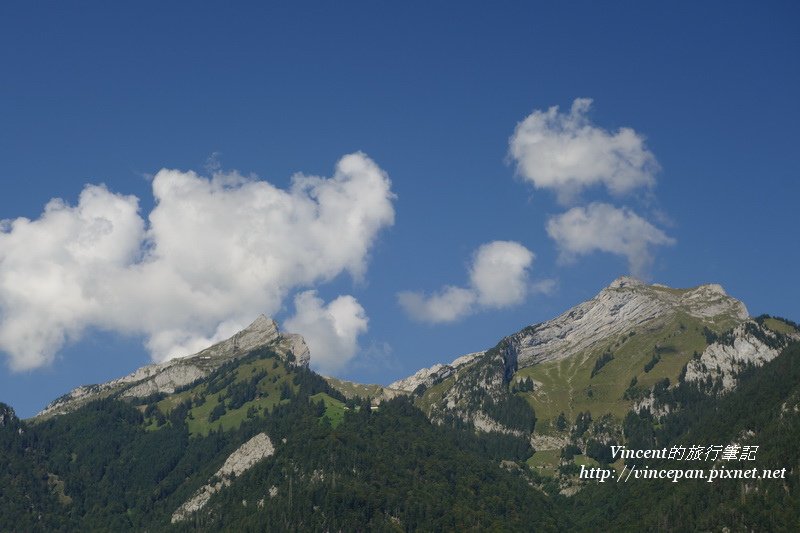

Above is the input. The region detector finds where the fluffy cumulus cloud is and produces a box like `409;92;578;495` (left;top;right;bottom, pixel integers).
0;185;145;370
284;291;368;375
0;152;394;371
469;241;535;308
396;286;476;324
509;98;659;205
546;203;675;278
398;241;537;324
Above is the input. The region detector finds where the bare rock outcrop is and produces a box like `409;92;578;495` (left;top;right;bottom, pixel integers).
684;321;793;392
509;276;748;369
389;352;482;392
172;432;275;523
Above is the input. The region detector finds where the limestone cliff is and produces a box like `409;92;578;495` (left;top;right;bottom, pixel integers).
388;352;483;392
171;432;275;523
508;276;748;369
684;320;795;392
37;316;310;418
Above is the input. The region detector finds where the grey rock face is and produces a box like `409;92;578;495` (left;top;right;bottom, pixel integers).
171;432;275;523
684;321;794;391
194;315;279;359
279;333;311;367
509;276;748;369
424;345;522;434
388;352;483;392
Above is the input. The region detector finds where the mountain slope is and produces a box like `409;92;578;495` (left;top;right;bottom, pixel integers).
409;277;754;428
510;276;747;369
37;315;309;419
1;319;562;531
1;277;798;530
394;277;798;489
567;340;800;531
0;404;69;532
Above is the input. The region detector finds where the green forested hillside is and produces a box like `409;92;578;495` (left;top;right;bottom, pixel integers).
566;341;800;531
0;347;562;532
0;405;66;531
1;320;799;531
183;397;561;531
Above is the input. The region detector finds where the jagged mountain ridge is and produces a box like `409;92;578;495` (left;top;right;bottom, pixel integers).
509;276;748;369
392;276;749;395
37;315;310;418
394;276;795;436
388;351;484;392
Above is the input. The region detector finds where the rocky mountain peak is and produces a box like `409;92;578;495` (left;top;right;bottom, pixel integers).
37;315;308;419
193;314;280;360
510;278;748;368
392;277;751;413
389;276;765;444
245;314;278;335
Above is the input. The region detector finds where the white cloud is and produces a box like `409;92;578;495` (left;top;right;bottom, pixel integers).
509;98;659;204
397;286;477;324
0;185;145;371
0;152;394;371
470;241;534;308
398;240;536;324
546;203;675;278
284;290;368;374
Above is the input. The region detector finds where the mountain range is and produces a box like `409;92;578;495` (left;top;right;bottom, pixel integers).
1;276;799;531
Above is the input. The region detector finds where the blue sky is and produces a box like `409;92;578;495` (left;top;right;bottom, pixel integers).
1;1;798;417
